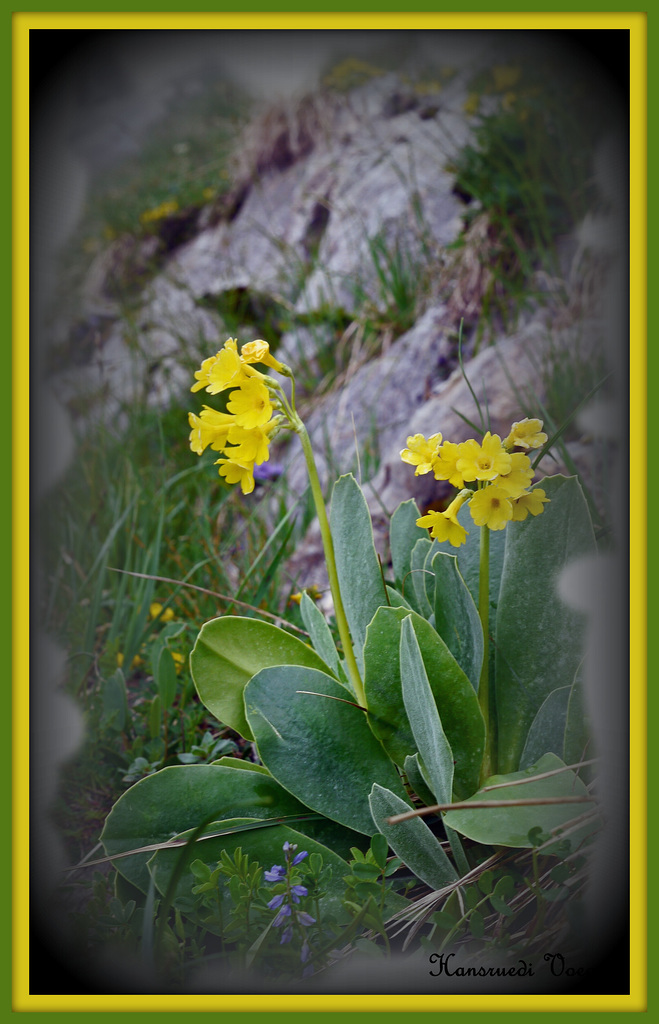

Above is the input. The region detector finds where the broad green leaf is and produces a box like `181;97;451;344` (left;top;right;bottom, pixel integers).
155;647;179;712
101;764;314;893
431;551;484;691
385;586;412;610
563;663;593;770
390;499;427;592
245;665;409;835
329;474;388;672
443;753;598;848
409;538;433;617
300;591;341;678
211;757;271;774
369;784;458;890
403;753;436;807
519;685;571;769
100;669;129;732
495;477;597;772
363;607;485;798
400;615;454;805
190;615;337;740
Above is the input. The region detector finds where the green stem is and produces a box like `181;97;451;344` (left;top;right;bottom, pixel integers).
478;524;495;784
295;420;366;707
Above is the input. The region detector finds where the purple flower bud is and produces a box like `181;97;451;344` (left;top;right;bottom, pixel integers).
280;925;294;944
292;850;309;865
300;940;311;963
297;911;316;927
290;885;308;903
283;841;297;854
267;893;285;909
264;864;285;882
302;964;315;978
273;903;292;927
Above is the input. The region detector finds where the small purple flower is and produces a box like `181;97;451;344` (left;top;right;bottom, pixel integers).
283;841;296;853
302;964;315;978
292;850;309;865
297;911;316;927
280;925;294;945
267;893;286;909
290;884;308;904
300;940;311;963
264;864;286;882
273;903;292;927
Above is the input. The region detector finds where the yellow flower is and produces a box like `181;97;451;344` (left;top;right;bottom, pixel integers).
463;92;480;116
432;441;466;488
496;452;534;498
188;407;235;454
492;65;521;93
416;490;470;548
469;485;513;530
117;652;144;669
503;418;548;450
511;488;550;521
224;423;272;466
240;339;285;374
216;458;256;495
191;339;265;396
206;339;263;395
171;651;186;673
150;602;175;622
140;199;179;225
456;432;512;482
227;378;273;429
400;433;442;475
191;351;223;393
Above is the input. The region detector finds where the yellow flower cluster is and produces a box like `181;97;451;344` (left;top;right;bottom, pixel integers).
140;199;179;225
188;338;285;495
400;418;550;546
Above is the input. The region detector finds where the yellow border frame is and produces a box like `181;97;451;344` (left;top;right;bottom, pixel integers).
13;10;647;1013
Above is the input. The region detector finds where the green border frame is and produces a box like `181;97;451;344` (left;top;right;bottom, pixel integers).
12;5;647;1015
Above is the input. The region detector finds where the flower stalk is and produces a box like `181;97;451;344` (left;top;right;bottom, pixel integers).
294;419;366;708
477;522;495;784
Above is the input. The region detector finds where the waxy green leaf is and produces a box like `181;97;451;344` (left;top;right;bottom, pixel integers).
245;665;409;835
329;474;388;672
190;615;336;740
443;753;598;848
495;477;597;773
363;606;484;798
431;551;484;691
400;615;454;805
369;785;458;890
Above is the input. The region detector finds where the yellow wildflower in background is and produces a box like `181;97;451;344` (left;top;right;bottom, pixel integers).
492;65;521;93
140;199;179;225
150;602;175;622
463;92;480;116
